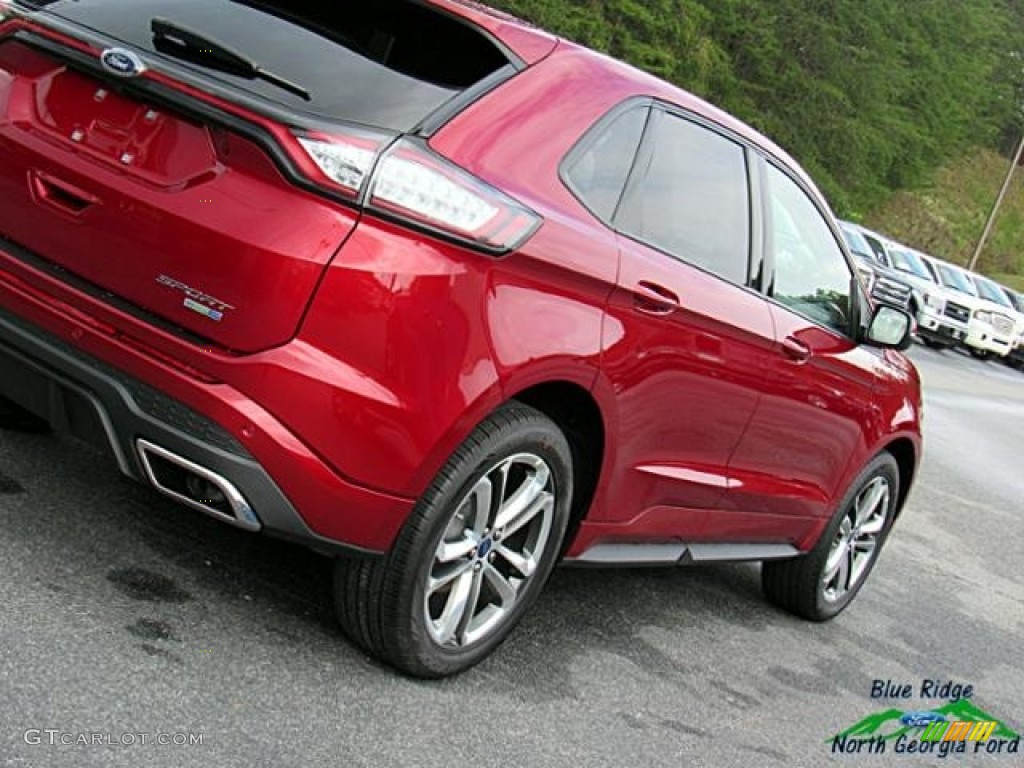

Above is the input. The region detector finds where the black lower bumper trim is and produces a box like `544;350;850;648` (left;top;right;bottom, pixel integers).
0;304;375;557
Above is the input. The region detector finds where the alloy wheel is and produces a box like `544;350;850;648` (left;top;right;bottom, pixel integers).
424;452;555;648
821;476;890;603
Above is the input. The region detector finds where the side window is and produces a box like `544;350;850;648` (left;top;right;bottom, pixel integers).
862;233;889;266
765;164;853;336
614;111;751;285
563;106;648;223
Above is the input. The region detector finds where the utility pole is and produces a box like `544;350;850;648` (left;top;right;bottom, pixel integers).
968;133;1024;271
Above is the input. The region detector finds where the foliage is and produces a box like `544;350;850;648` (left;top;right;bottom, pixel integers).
866;147;1024;278
491;0;1024;230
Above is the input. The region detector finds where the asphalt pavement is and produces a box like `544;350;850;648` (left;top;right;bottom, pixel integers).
1;344;1021;767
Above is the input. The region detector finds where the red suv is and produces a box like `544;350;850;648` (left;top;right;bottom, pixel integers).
0;0;921;677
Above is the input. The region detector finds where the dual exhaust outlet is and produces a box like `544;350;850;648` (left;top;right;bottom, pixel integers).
136;440;260;531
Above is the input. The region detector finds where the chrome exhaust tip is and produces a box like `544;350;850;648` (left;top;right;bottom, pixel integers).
136;439;261;531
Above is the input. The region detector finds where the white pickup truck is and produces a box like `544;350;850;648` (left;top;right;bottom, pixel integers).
921;256;1020;359
883;245;971;349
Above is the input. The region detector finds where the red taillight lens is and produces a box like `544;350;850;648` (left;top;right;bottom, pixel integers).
368;139;540;253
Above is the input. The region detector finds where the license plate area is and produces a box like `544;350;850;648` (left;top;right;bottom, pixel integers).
3;42;219;187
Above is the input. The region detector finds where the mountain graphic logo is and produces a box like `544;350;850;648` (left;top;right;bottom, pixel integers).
829;699;1021;743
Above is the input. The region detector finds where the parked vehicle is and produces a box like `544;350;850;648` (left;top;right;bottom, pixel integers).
921;258;1018;360
999;286;1024;369
841;222;897;268
837;222;913;309
884;245;970;349
0;0;921;677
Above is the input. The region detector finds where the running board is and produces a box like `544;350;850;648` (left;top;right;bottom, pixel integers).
564;541;801;567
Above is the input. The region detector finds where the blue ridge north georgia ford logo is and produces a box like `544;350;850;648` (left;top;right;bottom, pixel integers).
100;48;146;78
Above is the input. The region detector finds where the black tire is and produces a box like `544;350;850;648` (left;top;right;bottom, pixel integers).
334;402;572;678
920;337;948;350
0;396;50;434
762;452;899;621
969;348;992;361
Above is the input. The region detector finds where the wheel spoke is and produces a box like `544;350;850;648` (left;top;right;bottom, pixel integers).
835;547;852;594
491;461;511;521
456;568;485;643
494;463;550;533
823;544;845;585
849;547;872;587
852;535;877;557
483;563;518;607
428;558;475;594
497;491;553;540
435;534;478;564
467;477;493;537
822;519;851;585
855;480;887;528
432;569;475;645
858;511;887;536
497;545;537;578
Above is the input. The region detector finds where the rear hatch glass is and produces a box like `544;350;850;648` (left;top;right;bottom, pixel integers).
40;0;513;130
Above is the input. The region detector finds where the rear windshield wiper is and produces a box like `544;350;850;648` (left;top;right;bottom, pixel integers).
151;17;311;101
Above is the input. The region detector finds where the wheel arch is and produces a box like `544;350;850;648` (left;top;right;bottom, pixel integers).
882;437;917;519
509;380;606;554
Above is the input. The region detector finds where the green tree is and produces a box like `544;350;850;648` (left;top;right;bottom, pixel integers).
491;0;1024;220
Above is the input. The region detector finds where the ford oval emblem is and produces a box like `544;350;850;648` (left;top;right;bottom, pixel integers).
100;48;146;78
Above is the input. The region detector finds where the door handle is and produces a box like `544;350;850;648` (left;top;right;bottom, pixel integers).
28;170;100;217
781;336;812;363
632;281;680;316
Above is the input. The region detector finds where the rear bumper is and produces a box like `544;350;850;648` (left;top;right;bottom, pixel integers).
0;299;409;556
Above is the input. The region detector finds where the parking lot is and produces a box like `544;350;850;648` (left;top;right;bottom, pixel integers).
1;343;1021;768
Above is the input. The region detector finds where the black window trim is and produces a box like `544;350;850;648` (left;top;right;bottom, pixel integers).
754;154;866;341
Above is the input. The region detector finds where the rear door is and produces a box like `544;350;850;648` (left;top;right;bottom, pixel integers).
598;106;775;535
725;159;879;526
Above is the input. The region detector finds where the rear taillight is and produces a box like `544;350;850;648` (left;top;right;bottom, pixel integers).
291;129;388;200
368;140;540;253
292;130;540;254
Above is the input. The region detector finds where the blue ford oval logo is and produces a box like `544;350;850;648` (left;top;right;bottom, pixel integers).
100;48;146;78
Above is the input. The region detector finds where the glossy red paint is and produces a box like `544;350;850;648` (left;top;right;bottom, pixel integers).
0;4;922;562
0;39;358;354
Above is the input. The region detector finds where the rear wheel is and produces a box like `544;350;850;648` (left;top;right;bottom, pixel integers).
334;402;572;678
762;452;899;621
